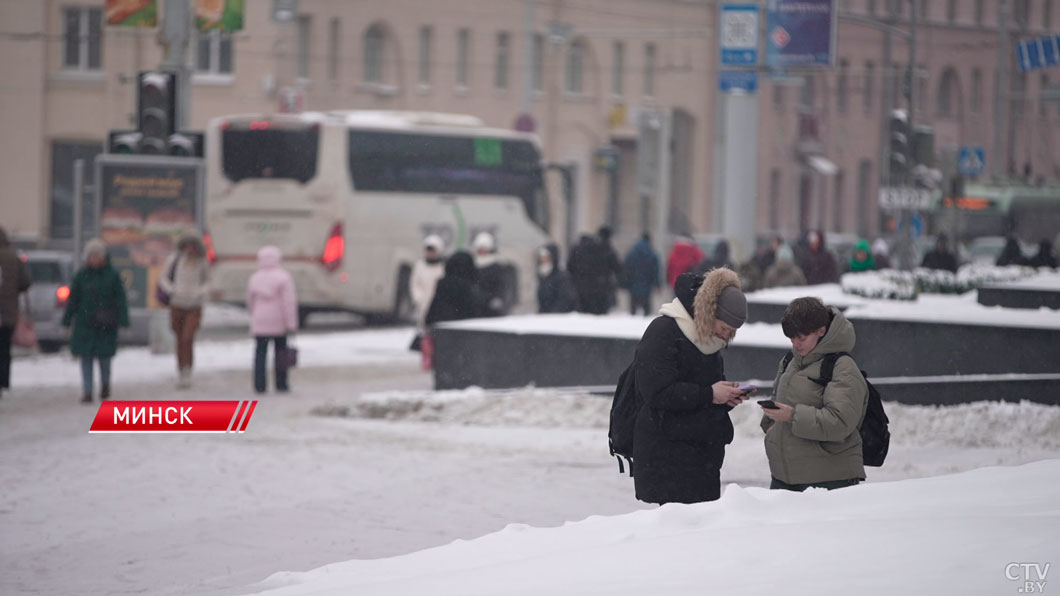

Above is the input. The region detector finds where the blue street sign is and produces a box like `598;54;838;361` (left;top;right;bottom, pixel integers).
765;0;836;68
957;146;985;177
720;4;759;66
719;70;758;93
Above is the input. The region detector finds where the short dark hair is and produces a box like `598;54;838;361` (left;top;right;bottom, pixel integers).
781;297;831;338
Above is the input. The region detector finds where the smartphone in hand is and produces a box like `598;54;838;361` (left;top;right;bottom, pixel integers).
757;399;780;410
738;384;756;395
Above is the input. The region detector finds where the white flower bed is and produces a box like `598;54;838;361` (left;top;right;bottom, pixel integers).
841;265;1035;300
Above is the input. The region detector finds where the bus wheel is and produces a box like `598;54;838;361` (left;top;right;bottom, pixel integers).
392;265;414;324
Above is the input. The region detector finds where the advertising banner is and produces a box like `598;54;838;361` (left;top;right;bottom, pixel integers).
196;0;244;31
105;0;158;27
95;156;204;309
765;0;836;68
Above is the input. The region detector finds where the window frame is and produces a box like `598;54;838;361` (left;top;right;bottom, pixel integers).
495;31;511;91
195;29;234;75
61;6;102;71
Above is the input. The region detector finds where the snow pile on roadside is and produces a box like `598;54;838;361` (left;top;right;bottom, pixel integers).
314;387;1060;449
250;459;1060;596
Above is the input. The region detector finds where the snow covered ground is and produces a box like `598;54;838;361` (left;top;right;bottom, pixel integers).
2;318;1058;595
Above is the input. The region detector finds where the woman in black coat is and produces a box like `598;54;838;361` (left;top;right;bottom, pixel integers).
631;268;751;504
425;251;483;325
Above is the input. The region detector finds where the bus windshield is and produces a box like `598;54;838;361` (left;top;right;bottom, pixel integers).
222;123;320;184
347;130;549;230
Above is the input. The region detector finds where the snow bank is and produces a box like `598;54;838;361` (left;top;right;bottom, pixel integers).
314;387;1060;450
250;459;1060;596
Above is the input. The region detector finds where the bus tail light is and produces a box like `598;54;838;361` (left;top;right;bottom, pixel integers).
56;285;70;307
203;232;217;265
321;223;344;272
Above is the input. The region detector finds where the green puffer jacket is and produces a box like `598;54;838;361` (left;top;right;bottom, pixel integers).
62;262;129;358
761;307;868;485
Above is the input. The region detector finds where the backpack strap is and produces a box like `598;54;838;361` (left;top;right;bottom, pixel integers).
781;351;794;371
811;351;852;386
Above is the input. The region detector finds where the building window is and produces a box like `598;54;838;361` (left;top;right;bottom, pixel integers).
1045;0;1054;29
1041;74;1050;118
644;43;656;97
565;40;585;94
612;41;625;96
532;34;544;92
834;170;845;232
864;61;875;113
328;18;340;81
195;30;233;74
937;68;958;118
1014;72;1027;118
769;168;781;231
971;68;982;113
50;141;102;240
418;26;432;85
456;28;470;87
946;0;957;22
916;64;927;114
495;32;510;90
920;0;929;19
837;59;849;112
364;25;385;83
867;0;876;16
62;6;102;71
1014;0;1029;28
773;81;785;112
974;0;985;25
800;74;816;108
296;15;311;80
857;160;872;237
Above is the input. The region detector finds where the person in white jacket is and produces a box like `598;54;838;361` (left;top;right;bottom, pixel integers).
157;232;210;388
409;235;446;334
246;246;298;393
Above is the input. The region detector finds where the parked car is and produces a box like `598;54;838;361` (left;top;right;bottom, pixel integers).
22;250;75;353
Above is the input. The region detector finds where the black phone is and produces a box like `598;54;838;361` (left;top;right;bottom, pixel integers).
757;400;780;410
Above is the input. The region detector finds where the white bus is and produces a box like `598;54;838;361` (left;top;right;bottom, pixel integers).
204;110;552;324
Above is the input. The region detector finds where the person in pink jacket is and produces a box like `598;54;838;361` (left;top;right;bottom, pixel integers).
246;246;298;393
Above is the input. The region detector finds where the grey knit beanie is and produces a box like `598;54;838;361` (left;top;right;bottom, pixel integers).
83;238;107;261
716;286;747;328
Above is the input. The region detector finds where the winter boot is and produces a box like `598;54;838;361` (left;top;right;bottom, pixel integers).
80;393;93;404
101;385;110;400
177;368;192;389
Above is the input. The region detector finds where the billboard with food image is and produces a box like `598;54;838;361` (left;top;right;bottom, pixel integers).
96;156;204;309
105;0;158;27
196;0;244;31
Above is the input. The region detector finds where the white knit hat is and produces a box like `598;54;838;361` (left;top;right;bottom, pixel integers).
423;235;444;251
473;232;495;252
82;238;107;261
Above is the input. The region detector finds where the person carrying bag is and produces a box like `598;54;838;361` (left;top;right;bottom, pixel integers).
246;245;299;393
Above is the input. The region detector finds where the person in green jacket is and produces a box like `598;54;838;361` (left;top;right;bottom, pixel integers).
760;296;868;491
846;239;875;272
62;239;130;404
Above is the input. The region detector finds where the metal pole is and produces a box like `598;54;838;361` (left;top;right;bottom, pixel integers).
521;0;536;116
993;0;1010;179
73;159;84;261
894;0;918;271
161;0;191;128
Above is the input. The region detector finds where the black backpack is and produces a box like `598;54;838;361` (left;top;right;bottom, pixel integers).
607;363;639;476
781;351;890;467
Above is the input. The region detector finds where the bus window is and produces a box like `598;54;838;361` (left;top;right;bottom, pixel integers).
347;130;549;230
222;123;319;184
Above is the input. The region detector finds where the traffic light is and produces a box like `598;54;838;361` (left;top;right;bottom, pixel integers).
167;131;204;157
108;130;143;154
888;109;909;184
137;71;177;154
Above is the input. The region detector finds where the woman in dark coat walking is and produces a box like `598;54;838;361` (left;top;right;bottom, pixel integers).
536;244;576;314
62;239;129;403
425;251;483;325
631;267;751;504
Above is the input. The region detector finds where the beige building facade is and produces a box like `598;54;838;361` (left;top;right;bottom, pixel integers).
1;0;1057;256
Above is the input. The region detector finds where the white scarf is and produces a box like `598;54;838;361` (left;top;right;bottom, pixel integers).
658;298;726;355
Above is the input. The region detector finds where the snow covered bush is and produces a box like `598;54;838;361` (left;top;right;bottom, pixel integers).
841;265;1035;300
